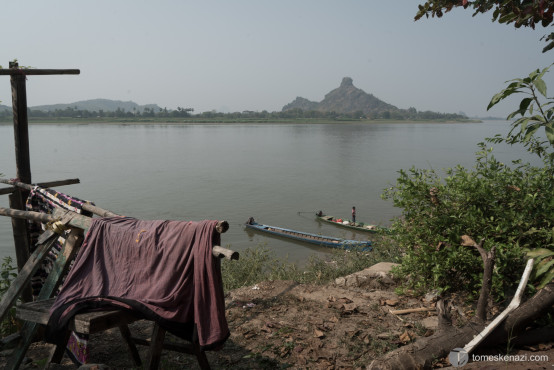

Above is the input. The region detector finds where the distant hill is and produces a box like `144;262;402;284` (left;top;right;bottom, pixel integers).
29;99;161;113
283;77;397;115
0;104;10;112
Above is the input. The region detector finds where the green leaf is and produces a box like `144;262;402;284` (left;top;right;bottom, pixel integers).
535;258;554;278
535;78;547;97
545;122;554;145
523;125;540;142
537;269;554;289
519;97;534;113
530;114;547;123
488;92;505;110
527;248;554;259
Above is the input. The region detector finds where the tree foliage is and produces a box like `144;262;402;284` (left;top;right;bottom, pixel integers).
487;64;554;162
382;145;554;298
415;0;554;52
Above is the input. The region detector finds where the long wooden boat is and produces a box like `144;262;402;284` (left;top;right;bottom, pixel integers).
315;212;387;233
245;218;372;251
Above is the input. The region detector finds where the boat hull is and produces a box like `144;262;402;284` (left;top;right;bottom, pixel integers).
245;221;372;251
316;214;384;233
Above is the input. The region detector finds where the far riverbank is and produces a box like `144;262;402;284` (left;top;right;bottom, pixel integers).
0;117;482;125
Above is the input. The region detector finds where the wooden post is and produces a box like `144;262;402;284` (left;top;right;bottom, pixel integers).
9;61;32;287
0;62;80;284
9;61;31;185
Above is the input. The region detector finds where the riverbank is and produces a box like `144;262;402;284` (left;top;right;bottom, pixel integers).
0;117;482;126
4;264;552;369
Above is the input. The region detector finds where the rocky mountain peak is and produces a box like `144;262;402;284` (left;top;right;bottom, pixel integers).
340;77;353;88
282;77;396;115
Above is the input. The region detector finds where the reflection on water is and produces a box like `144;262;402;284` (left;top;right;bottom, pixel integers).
0;121;539;264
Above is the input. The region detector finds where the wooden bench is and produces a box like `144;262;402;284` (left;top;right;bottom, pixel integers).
15;299;210;369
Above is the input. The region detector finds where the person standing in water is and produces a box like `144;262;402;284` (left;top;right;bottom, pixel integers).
352;206;356;223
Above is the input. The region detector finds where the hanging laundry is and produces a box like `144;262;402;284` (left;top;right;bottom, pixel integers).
46;217;229;350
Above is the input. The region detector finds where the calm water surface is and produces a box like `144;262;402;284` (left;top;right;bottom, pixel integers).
0;120;538;264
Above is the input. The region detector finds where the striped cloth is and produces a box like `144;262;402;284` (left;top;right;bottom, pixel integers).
25;186;93;365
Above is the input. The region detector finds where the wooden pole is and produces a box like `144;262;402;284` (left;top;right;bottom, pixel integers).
0;177;80;195
9;61;31;185
8;61;32;287
1;61;80;285
0;69;80;76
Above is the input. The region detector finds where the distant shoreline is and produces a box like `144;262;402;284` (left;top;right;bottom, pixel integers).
0;117;483;126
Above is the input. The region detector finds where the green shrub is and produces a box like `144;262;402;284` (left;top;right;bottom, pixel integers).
0;256;21;336
382;145;554;298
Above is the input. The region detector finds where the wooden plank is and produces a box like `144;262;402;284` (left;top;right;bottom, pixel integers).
14;299;52;325
7;228;83;370
38;227;84;297
16;299;141;334
0;69;80;76
0;233;58;323
51;208;92;230
8;192;32;304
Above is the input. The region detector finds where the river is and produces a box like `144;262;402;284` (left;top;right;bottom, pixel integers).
0;120;539;265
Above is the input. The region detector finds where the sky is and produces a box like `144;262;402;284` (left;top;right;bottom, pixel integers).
1;1;552;118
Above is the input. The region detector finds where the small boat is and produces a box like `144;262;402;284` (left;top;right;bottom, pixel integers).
315;211;386;233
245;218;372;251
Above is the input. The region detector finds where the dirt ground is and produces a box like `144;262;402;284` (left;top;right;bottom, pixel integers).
1;263;552;369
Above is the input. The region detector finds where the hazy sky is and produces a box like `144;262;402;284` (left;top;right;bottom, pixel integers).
1;1;552;117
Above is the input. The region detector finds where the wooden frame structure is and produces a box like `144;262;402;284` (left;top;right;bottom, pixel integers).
1;62;81;287
0;62;239;369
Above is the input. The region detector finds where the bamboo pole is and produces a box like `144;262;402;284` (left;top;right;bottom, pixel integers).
0;207;239;260
0;179;231;234
463;258;535;354
389;307;435;315
0;178;80;196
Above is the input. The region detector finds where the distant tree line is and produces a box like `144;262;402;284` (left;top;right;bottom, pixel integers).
0;105;467;121
190;107;467;120
0;106;194;120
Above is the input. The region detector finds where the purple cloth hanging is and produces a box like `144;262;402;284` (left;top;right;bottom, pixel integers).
46;217;229;349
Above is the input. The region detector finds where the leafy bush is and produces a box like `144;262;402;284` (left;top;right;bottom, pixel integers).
0;256;21;336
382;65;554;299
382;145;554;298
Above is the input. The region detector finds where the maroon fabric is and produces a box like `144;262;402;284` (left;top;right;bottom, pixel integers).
46;217;229;349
